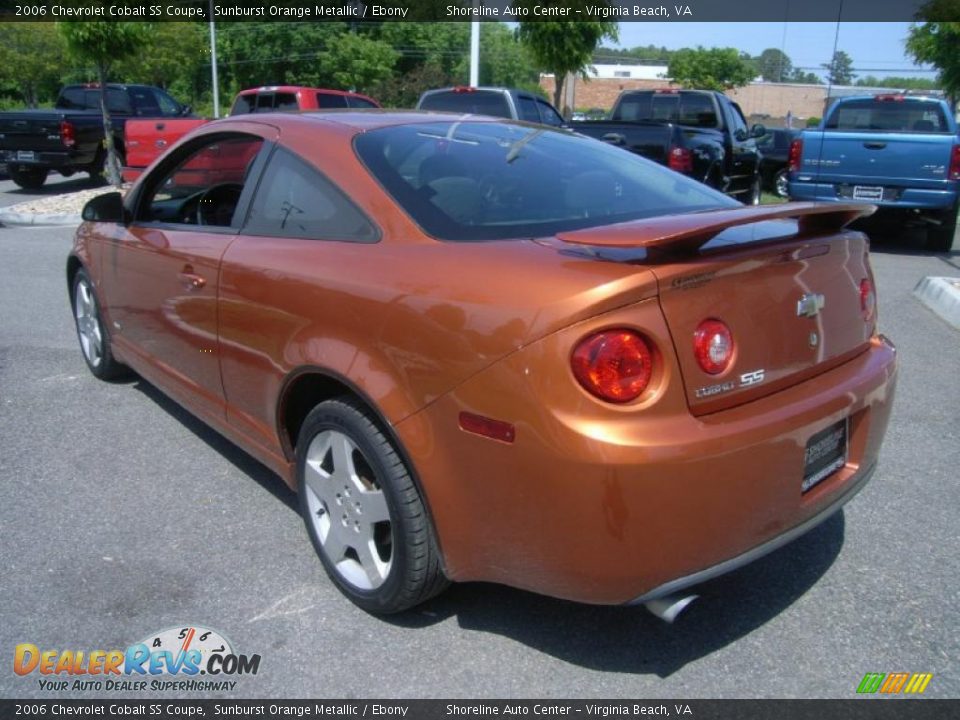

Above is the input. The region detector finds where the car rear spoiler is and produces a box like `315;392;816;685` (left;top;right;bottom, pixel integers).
556;202;875;255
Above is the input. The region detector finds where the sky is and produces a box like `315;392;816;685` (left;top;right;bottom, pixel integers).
612;22;935;80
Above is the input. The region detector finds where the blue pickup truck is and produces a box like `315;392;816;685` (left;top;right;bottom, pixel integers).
788;94;959;252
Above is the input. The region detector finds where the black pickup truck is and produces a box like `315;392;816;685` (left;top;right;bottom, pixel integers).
0;83;191;190
571;89;765;204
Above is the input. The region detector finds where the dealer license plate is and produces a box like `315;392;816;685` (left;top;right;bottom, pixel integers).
16;150;35;162
802;419;848;493
852;185;883;201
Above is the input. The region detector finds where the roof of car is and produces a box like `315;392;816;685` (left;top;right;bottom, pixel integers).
209;110;508;134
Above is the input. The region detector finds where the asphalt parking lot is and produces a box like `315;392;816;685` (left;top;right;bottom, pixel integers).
1;175;958;699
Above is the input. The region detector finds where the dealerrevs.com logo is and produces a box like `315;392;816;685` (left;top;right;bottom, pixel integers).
14;625;261;692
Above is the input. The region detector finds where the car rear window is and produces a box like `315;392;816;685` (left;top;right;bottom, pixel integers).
354;121;734;242
418;91;512;119
614;92;718;128
826;99;950;132
231;95;254;115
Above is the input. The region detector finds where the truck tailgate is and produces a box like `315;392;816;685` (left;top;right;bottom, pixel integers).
0;112;70;153
802;131;955;188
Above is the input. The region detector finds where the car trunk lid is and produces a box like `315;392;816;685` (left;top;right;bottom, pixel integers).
556;203;878;415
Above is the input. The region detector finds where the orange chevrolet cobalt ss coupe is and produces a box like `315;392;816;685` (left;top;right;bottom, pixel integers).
69;113;897;619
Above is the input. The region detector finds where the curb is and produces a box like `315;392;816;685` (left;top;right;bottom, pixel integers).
913;276;960;331
0;209;81;227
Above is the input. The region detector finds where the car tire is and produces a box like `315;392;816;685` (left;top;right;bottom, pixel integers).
296;397;448;613
927;206;957;253
774;169;789;198
71;269;125;380
8;164;48;190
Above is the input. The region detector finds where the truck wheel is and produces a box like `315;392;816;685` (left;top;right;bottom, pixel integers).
927;209;957;253
8;165;48;190
775;169;789;198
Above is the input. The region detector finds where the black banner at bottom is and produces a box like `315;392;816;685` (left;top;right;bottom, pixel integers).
1;699;957;720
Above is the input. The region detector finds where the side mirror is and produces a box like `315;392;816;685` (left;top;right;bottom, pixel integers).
181;104;193;116
750;123;767;138
82;192;126;224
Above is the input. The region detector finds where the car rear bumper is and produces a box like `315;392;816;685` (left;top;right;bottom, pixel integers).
789;179;957;212
627;460;875;604
1;149;93;170
399;320;898;605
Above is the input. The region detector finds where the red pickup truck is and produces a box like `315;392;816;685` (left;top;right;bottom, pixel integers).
123;86;380;180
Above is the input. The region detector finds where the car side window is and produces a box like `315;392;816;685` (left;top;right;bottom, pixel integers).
244;147;377;242
317;93;348;109
727;101;749;140
517;96;541;123
107;88;132;114
347;96;378;109
137;134;264;228
154;89;183;116
536;100;565;127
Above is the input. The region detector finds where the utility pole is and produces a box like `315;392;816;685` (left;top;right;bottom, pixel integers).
209;0;220;118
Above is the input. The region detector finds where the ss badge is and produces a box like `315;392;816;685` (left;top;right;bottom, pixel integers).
740;369;765;387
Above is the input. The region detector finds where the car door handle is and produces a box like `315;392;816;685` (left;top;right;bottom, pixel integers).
863;142;887;149
178;269;206;290
601;133;626;145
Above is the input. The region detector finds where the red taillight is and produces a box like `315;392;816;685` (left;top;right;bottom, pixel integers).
948;144;960;181
693;319;735;375
860;278;876;323
571;330;653;403
60;120;76;148
668;146;693;173
788;137;803;173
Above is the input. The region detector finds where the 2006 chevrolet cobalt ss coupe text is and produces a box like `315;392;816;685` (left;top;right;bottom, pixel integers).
69;112;897;619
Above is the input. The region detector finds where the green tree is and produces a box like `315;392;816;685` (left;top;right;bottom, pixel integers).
114;22;208;107
854;75;939;90
787;68;823;84
907;1;960;107
667;47;756;91
319;33;399;94
755;48;793;83
822;50;856;85
58;19;147;186
453;23;540;92
0;23;67;107
517;19;618;115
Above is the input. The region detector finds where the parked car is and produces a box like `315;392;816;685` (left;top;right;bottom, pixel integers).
571;89;765;204
123;85;381;180
0;83;192;189
417;86;565;126
789;93;959;252
757;127;800;197
70;112;897;618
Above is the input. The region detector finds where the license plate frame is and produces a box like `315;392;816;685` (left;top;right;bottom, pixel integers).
852;185;883;201
16;150;35;162
802;419;848;493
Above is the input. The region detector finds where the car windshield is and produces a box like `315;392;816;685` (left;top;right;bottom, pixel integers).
826;99;950;132
354;121;736;242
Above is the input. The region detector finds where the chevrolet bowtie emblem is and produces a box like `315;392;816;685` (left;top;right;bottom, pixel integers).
797;293;826;318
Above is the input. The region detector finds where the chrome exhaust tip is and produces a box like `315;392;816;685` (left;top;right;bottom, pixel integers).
643;593;698;623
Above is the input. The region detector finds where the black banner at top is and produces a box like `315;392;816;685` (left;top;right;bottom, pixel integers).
0;0;953;23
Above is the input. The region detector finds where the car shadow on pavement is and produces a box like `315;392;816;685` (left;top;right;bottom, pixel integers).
132;378;299;513
866;228;960;268
3;175;102;196
129;374;846;678
389;511;846;678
